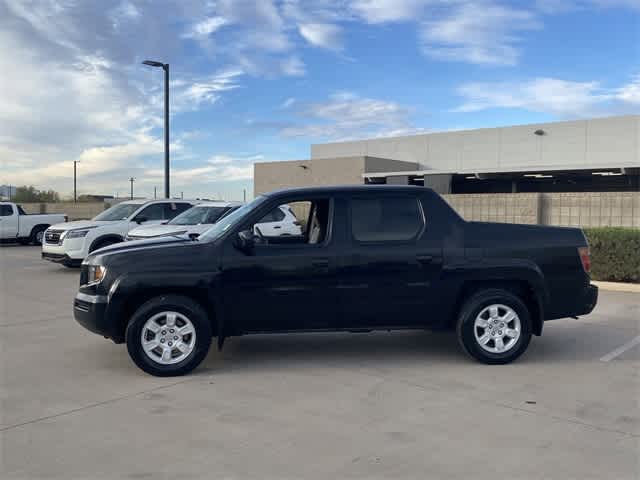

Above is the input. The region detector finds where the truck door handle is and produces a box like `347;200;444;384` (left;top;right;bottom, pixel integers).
274;225;281;229
416;254;433;264
312;258;329;268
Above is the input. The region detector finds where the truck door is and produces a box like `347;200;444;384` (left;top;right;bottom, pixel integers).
221;197;339;333
0;204;19;239
338;194;444;329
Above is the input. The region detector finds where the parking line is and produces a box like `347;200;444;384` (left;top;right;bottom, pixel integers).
600;335;640;362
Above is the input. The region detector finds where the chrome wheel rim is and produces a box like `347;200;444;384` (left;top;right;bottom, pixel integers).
140;311;196;365
36;230;44;244
473;304;521;354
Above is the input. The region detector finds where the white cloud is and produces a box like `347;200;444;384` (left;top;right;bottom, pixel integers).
281;56;306;76
351;0;430;23
298;23;343;50
182;16;229;39
281;92;425;141
454;76;640;116
616;75;640;104
420;3;540;65
281;97;297;109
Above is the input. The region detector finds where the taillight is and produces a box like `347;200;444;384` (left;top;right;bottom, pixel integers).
578;247;591;273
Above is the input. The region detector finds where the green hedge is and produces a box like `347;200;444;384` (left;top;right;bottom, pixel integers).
584;228;640;283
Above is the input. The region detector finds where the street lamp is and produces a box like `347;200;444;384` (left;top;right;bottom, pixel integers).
129;177;136;200
142;59;170;199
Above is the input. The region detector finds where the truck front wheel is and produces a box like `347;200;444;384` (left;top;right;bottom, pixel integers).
125;295;212;377
29;226;48;245
456;289;532;365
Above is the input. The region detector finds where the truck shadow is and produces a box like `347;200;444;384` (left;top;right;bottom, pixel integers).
198;324;612;374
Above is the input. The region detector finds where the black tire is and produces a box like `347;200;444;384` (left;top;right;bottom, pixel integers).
89;238;119;253
29;226;48;246
126;295;212;377
456;288;532;365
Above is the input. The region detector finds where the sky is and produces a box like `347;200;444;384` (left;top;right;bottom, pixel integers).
1;0;639;201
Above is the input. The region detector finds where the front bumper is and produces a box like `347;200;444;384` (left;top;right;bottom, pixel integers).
42;252;82;266
73;292;114;339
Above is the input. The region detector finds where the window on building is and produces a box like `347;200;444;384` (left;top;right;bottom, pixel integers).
351;197;423;242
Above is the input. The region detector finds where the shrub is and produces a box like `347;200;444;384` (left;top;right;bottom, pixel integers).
584;228;640;283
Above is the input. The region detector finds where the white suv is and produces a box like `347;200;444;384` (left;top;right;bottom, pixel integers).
42;199;193;267
126;201;243;240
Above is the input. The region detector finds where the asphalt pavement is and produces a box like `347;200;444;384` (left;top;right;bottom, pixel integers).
1;245;639;479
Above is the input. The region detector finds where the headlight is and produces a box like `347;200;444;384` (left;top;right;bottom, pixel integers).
66;228;94;239
87;265;107;285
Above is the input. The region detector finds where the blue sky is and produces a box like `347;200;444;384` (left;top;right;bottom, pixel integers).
1;0;638;200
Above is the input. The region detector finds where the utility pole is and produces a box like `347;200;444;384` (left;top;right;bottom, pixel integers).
181;191;184;199
243;188;246;202
73;161;79;203
154;186;157;199
129;177;135;200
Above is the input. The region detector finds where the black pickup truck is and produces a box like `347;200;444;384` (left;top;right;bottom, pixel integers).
74;185;598;376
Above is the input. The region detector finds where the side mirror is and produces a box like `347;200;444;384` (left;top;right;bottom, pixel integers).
135;216;148;224
234;229;255;254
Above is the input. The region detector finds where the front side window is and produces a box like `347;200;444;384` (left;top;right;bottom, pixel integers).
0;205;13;216
351;197;423;242
93;203;141;221
251;199;330;246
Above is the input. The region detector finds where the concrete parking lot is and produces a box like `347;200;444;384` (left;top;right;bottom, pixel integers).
1;245;639;480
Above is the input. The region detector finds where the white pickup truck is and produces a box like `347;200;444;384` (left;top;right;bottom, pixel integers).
0;202;67;245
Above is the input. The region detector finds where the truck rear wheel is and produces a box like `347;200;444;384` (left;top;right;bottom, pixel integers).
125;295;212;377
456;289;532;365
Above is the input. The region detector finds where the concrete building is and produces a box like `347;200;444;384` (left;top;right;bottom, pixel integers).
253;115;640;228
255;115;640;196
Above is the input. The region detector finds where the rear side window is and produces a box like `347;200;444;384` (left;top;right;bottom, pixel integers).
351;197;423;242
0;205;13;216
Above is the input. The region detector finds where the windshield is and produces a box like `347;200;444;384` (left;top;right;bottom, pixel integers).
198;196;267;242
93;203;141;221
169;206;232;226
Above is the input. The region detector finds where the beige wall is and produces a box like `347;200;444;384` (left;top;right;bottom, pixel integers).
443;194;540;224
20;202;107;220
443;192;640;228
254;156;416;196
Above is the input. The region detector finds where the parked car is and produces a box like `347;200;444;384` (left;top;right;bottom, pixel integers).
126;201;242;241
42;199;194;267
73;185;598;376
252;204;302;237
0;202;67;245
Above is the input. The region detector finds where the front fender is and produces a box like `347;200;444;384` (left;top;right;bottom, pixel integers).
104;270;222;343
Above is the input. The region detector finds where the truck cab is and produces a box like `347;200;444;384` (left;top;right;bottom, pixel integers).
0;202;67;245
73;186;598;377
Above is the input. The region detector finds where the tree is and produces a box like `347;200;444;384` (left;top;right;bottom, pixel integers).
12;185;60;203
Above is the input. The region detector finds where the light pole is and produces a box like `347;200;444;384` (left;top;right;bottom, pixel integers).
73;160;80;203
129;177;135;200
142;60;170;199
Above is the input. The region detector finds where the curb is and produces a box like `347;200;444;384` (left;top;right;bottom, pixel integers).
592;281;640;293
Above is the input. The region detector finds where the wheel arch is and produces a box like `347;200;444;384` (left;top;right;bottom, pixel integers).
452;279;545;336
108;285;217;344
29;223;50;237
89;234;124;253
